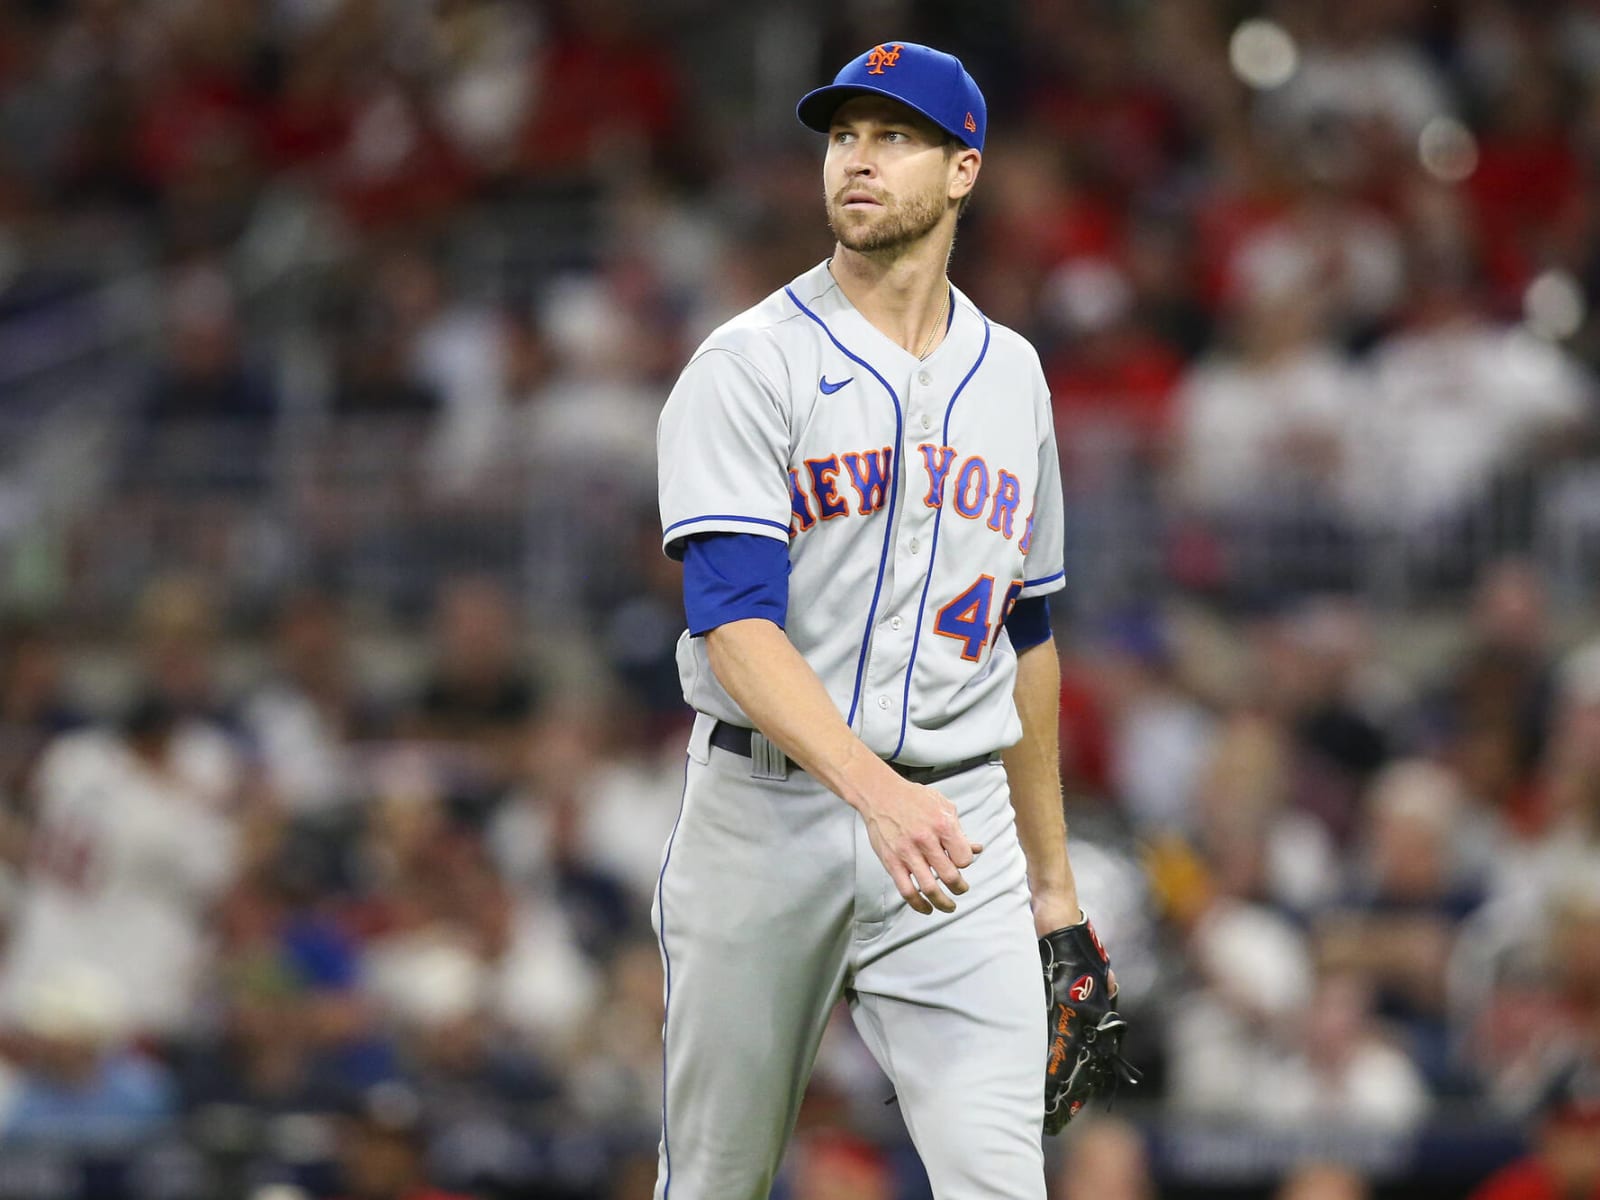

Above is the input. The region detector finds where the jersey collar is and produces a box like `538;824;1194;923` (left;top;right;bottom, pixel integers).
796;260;978;373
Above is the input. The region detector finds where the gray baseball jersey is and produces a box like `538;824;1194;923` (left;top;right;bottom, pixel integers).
658;260;1066;765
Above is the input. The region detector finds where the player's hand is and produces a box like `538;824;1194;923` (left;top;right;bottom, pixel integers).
857;778;983;915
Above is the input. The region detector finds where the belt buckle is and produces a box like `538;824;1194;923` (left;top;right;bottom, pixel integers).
749;731;789;781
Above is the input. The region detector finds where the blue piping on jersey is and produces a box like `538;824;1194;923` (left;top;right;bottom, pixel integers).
1022;569;1065;589
784;286;904;730
664;513;792;540
892;317;992;760
654;757;689;1199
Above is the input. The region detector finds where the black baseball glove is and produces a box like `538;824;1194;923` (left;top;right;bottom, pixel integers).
1040;915;1141;1133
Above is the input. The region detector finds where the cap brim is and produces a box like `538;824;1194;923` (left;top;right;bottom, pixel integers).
796;84;969;146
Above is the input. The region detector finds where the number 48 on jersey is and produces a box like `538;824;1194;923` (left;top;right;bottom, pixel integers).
934;576;1024;662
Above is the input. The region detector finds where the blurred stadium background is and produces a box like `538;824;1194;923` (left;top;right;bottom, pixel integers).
1;0;1599;1197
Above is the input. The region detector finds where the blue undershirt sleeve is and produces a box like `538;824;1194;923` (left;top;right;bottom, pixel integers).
681;533;791;636
1005;595;1053;652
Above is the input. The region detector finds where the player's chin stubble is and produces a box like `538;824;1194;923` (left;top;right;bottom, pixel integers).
827;182;948;254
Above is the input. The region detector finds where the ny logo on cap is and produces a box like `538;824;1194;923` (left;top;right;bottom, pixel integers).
965;112;977;133
865;43;903;74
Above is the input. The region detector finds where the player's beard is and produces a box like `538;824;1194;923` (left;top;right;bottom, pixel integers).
827;179;949;255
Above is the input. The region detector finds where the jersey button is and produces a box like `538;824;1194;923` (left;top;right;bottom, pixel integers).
917;370;932;386
877;695;891;710
890;616;903;631
909;537;921;554
920;413;932;431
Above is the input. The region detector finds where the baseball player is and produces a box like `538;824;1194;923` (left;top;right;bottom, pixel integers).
654;41;1133;1200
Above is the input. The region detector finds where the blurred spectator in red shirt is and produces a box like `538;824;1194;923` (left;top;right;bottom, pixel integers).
132;0;264;191
518;0;686;180
1017;6;1182;199
1056;650;1114;802
1470;1054;1600;1200
1191;118;1299;310
786;1129;893;1200
962;129;1123;330
1044;258;1184;457
330;69;472;232
260;23;357;177
1467;63;1585;305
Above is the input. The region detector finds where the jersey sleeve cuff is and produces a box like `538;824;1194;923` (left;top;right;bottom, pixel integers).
662;514;791;561
1017;569;1066;600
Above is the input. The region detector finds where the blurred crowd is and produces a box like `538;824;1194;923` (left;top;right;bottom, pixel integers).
5;0;1600;1197
4;562;1600;1199
5;0;1600;622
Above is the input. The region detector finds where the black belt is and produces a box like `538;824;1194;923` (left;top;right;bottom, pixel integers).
708;721;999;786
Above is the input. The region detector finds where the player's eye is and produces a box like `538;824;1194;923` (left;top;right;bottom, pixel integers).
831;130;855;144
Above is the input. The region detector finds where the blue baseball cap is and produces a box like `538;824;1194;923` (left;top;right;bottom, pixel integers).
797;41;987;152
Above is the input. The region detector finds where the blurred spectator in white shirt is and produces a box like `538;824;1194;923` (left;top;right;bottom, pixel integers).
1264;6;1455;141
1156;809;1320;1119
1351;272;1590;532
566;938;665;1132
491;706;685;914
1164;889;1317;1118
1174;286;1363;521
1226;185;1405;341
241;591;381;819
1487;639;1600;917
1255;971;1433;1129
1189;711;1343;916
1318;759;1491;1080
362;249;508;499
1082;610;1215;836
361;828;597;1066
0;696;243;1039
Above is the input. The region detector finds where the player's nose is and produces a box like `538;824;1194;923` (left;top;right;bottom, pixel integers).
838;141;876;176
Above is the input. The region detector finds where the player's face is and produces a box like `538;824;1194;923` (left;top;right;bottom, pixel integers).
824;97;966;255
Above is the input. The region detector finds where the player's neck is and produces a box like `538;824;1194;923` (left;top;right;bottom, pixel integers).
829;237;953;359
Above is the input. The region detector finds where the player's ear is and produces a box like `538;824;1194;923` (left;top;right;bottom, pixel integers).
948;147;980;205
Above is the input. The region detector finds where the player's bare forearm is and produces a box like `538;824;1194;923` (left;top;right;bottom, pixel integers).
704;617;901;806
704;617;982;915
1001;637;1081;935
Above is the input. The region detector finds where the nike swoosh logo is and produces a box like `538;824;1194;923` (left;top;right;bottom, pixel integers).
819;376;852;395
